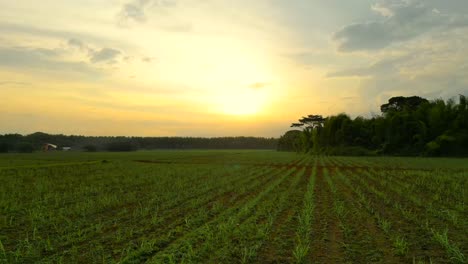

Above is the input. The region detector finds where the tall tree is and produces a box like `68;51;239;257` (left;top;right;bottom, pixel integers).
288;95;468;156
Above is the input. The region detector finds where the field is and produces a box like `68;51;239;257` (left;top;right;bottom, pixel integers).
0;151;467;263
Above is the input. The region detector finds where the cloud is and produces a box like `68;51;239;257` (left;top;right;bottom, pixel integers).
327;55;411;78
67;38;125;64
68;38;86;50
0;47;102;78
327;21;468;113
333;0;468;52
89;48;121;63
118;0;177;25
119;0;149;24
141;56;156;63
371;1;395;17
0;81;31;86
0;22;122;47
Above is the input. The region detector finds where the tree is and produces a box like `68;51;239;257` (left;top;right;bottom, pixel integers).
291;115;326;129
381;96;428;114
106;141;137;152
17;142;34;153
83;145;97;152
277;130;302;152
0;142;9;153
290;114;326;153
288;94;468;156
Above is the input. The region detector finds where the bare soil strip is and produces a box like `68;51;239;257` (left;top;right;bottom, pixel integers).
135;160;468;173
147;166;301;263
343;168;450;263
309;166;346;263
330;168;401;263
207;167;306;263
367;168;467;215
355;168;468;260
256;165;311;263
41;166;289;262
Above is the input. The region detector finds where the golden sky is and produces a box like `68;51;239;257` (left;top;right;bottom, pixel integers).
1;0;468;136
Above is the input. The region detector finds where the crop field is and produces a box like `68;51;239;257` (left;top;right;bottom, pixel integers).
0;150;467;263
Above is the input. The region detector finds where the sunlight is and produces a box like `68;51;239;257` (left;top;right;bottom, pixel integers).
217;88;267;116
200;45;272;116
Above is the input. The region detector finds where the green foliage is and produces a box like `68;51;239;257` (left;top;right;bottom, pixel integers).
380;96;428;113
17;142;34;153
393;236;409;256
0;152;466;262
83;145;97;152
322;146;376;156
290;95;468;156
0;134;278;152
106;141;136;152
277;130;302;152
432;229;465;263
0;142;9;153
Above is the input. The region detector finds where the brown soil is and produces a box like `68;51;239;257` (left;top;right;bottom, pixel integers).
43;165;288;261
330;169;402;263
343;169;450;263
160;166;303;263
256;166;311;263
135;159;468;174
309;167;346;263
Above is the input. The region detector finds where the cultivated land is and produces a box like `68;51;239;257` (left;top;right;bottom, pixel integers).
0;151;467;263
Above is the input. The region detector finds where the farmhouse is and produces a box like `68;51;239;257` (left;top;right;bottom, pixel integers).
42;143;57;152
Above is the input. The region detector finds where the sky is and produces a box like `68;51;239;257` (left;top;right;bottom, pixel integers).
1;0;468;137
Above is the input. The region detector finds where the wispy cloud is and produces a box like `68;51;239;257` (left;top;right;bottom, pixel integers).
333;0;468;52
117;0;177;26
0;81;31;86
90;48;121;64
0;47;102;78
327;55;412;78
67;38;87;50
141;56;156;63
67;38;123;64
1;1;468;136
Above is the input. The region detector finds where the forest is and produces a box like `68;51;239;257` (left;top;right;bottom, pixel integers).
0;132;277;152
278;95;468;156
3;95;467;156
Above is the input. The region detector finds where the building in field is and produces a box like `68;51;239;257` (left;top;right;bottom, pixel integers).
42;143;57;152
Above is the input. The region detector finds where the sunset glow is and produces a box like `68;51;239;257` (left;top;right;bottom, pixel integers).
1;1;467;136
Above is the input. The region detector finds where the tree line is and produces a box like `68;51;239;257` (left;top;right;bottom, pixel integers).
0;132;278;152
278;95;468;156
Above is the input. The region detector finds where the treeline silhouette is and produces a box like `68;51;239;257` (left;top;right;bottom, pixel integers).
279;95;468;156
0;132;278;152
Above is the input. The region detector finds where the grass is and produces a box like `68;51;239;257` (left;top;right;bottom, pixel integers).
0;151;467;263
393;236;409;256
432;229;466;263
293;163;316;263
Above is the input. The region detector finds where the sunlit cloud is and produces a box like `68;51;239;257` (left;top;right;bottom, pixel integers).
1;0;467;136
117;0;177;26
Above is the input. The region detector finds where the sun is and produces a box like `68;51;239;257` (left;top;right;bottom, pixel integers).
217;88;266;116
193;41;274;116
